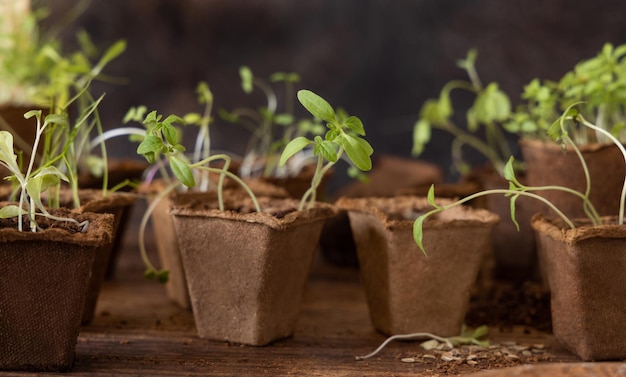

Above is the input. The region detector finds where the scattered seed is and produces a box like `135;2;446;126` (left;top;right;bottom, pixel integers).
467;360;478;365
401;358;416;363
422;354;437;360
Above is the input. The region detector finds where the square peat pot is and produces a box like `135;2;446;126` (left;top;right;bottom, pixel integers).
532;213;626;361
0;210;114;372
171;196;335;346
337;196;499;336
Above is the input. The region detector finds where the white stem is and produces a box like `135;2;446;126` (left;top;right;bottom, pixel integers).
90;127;146;150
355;333;454;361
579;117;626;224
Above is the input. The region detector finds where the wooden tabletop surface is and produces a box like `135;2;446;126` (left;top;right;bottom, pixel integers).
0;202;607;377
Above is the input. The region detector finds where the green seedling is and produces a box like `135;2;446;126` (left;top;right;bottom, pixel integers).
220;66;325;178
506;43;626;145
412;49;514;175
0;2;126;188
414;103;626;255
279;89;373;210
0;112;88;233
129;107;260;283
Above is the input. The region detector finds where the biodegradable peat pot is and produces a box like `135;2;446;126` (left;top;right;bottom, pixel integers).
0;209;114;372
171;196;335;345
320;155;443;268
145;179;289;310
337;196;499;336
532;214;626;361
520;138;626;218
74;190;137;323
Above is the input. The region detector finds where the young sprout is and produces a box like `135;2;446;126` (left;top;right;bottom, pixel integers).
412;49;514;175
132;109;260;283
414;102;626;254
279;90;373;210
0;111;88;233
220;67;325;178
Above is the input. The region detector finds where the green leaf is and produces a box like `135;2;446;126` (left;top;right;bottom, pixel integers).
344;116;365;135
419;98;451;126
412;119;432;156
315;138;338;163
93;39;126;76
137;135;162;156
0;131;17;168
162;123;179;146
340;133;373;171
196;81;213;104
297;90;336;123
124;106;147;123
503;157;517;182
413;215;427;255
279;136;312;166
274;113;294;126
183;113;203;125
427;184;437;207
0;205;23;219
23;109;42;120
240;66;254;93
473;83;511;123
169;155;195;187
143;110;161;126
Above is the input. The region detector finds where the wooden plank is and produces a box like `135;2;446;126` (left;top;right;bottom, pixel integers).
0;204;589;376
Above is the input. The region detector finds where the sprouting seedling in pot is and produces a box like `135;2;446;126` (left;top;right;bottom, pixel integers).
413;102;626;255
506;43;626;145
131;109;261;283
279;89;373;210
549;103;626;224
0;111;89;233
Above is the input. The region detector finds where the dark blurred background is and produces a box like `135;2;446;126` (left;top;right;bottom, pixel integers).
43;0;626;188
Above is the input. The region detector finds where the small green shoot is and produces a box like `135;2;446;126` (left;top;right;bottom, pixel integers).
412;49;514;175
280;90;373;210
414;102;626;254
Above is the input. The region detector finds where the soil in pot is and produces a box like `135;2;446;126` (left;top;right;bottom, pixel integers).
0;209;114;372
337;196;499;337
171;195;335;345
532;213;626;361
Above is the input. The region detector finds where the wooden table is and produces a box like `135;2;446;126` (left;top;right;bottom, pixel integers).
0;204;597;376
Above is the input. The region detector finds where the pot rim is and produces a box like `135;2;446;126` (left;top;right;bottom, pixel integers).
336;195;499;230
531;212;626;244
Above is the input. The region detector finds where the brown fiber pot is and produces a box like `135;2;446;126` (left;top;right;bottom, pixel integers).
337;196;499;336
0;210;114;372
532;214;626;361
520;138;626;218
74;190;137;323
145;179;288;310
171;196;335;345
